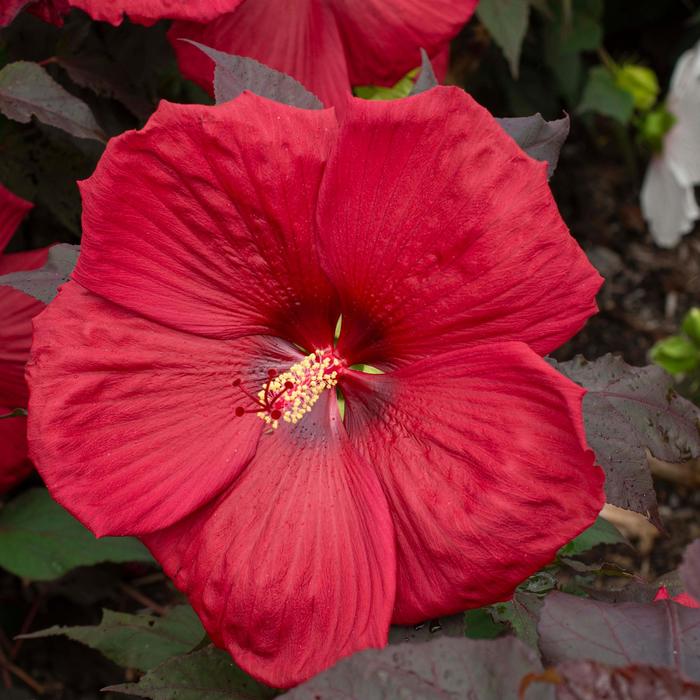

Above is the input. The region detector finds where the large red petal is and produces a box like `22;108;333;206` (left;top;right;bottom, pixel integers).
67;0;246;25
318;88;601;367
342;342;605;623
0;411;31;494
143;392;395;688
169;0;350;109
74;94;338;351
0;183;32;252
27;282;305;536
0;249;48;409
330;0;477;87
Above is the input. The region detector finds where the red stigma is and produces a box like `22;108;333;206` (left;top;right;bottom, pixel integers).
235;407;245;417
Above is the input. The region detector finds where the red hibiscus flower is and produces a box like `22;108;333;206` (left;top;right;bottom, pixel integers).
28;88;604;687
0;184;47;493
168;0;479;107
0;0;247;27
67;0;247;25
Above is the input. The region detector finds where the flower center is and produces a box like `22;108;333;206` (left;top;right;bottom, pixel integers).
234;349;341;430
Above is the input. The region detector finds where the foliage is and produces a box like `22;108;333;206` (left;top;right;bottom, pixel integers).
551;354;700;524
0;242;78;301
0;488;152;580
20;606;204;672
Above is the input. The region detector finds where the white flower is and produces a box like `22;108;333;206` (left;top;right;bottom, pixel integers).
642;41;700;248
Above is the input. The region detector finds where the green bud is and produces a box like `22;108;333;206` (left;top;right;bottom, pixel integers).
651;335;700;375
682;308;700;346
615;64;660;111
638;105;676;153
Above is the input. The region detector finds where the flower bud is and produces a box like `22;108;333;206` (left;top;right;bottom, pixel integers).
639;105;676;153
615;64;660;111
682;308;700;346
651;335;700;374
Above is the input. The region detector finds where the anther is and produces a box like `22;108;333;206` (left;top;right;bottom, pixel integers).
231;349;342;429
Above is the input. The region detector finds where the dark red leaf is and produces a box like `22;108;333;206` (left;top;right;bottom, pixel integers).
538;592;700;682
549;355;700;524
524;661;700;700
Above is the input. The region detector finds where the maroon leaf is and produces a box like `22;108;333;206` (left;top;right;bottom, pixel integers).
538;592;700;682
183;41;323;110
525;661;700;699
681;540;700;602
497;113;569;178
282;637;550;699
409;48;438;96
549;355;700;524
55;56;152;120
0;243;79;303
0;62;106;142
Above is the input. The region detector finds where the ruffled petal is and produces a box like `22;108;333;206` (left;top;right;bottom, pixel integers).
641;157;698;248
0;411;32;494
329;0;477;86
68;0;246;25
169;0;350;109
27;282;306;536
0;249;48;408
0;183;32;252
143;391;395;688
318;88;601;367
74;94;338;350
342;342;605;623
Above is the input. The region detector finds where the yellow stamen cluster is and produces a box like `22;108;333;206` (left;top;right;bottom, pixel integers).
258;350;340;429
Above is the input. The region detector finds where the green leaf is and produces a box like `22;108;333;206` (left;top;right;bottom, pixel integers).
353;69;417;101
682;309;700;347
0;61;105;141
0;489;153;580
542;0;603;106
464;607;507;639
20;606;204;672
579;66;635;124
477;0;531;77
559;517;627;557
492;591;543;649
651;336;700;375
106;647;277;700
